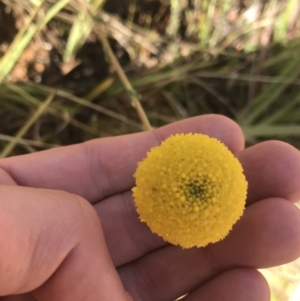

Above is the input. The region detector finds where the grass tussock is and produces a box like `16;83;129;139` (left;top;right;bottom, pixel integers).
0;0;300;156
0;1;300;297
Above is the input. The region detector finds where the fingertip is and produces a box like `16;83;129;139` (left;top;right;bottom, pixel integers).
265;140;300;202
210;197;300;269
239;140;300;204
125;292;134;301
185;268;270;301
240;268;270;301
221;268;270;301
248;269;270;301
155;114;245;153
197;114;245;152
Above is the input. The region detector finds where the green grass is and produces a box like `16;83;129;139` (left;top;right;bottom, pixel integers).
0;0;299;155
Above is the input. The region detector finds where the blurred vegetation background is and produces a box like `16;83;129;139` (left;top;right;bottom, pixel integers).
0;0;299;300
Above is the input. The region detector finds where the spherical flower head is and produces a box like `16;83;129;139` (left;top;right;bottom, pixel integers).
132;133;248;248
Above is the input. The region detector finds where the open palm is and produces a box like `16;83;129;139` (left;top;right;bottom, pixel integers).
0;115;300;301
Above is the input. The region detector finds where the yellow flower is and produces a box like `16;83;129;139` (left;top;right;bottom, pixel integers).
132;133;248;248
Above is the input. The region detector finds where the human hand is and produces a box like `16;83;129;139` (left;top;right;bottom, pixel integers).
0;114;300;301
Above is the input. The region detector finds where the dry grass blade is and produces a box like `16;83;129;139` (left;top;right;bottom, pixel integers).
106;60;218;97
0;92;55;158
274;0;298;42
3;82;105;136
243;125;300;138
0;0;72;83
101;11;161;56
0;0;45;82
238;51;300;125
195;71;300;86
0;133;58;149
189;77;236;115
63;0;106;63
23;82;144;130
84;76;115;101
199;0;217;46
259;95;300;125
167;0;183;38
94;22;152;130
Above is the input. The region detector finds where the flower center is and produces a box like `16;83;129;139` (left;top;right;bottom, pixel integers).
183;177;215;203
185;181;205;197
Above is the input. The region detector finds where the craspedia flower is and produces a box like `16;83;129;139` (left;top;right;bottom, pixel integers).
132;133;248;249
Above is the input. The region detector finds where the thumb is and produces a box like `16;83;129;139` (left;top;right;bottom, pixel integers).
0;185;128;300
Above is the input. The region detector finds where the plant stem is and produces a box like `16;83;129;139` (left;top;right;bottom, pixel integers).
95;24;152;131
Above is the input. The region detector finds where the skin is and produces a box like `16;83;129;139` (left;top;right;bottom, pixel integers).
0;114;299;301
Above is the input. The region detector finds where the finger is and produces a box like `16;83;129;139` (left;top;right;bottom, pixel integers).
1;294;36;300
1;293;133;301
184;268;269;301
208;197;300;269
96;191;165;266
0;169;15;185
0;186;127;301
118;198;300;301
0;115;244;202
237;140;300;204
